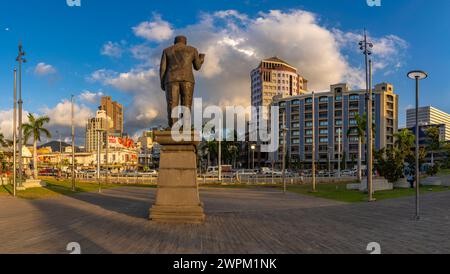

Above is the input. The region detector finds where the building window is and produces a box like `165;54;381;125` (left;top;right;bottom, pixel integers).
292;100;300;105
319;129;328;135
320;137;329;143
335;95;342;101
292;131;300;137
335;120;343;126
305;121;313;127
305;113;313;120
349;102;359;109
319;121;328;127
319;96;329;103
349;119;357;126
349;94;359;101
305;98;313;104
305;129;313;136
292;139;300;144
305;138;313;144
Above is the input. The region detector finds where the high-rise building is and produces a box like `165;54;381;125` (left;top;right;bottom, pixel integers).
251;57;308;112
406;106;450;141
250;57;308;166
85;110;112;153
272;82;399;169
100;96;124;135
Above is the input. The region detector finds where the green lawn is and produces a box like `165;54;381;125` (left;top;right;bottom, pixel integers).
0;178;156;200
438;169;450;175
2;178;449;202
284;183;450;203
202;182;450;203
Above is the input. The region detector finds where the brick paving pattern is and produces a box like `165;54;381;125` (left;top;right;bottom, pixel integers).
0;187;449;254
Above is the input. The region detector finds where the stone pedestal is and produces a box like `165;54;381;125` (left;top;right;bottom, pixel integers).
149;131;205;224
21;179;46;190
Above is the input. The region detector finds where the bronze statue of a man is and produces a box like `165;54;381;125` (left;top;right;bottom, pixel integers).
160;36;205;128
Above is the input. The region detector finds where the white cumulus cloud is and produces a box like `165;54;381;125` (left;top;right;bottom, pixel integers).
34;62;56;76
41;100;94;128
91;9;408;136
79;90;104;104
101;41;124;58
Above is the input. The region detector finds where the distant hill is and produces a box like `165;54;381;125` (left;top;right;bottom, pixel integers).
38;141;82;153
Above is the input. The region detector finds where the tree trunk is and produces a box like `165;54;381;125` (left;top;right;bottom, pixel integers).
33;140;38;179
431;151;434;166
358;138;362;182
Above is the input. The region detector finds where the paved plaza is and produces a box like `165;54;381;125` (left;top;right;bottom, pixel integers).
0;187;449;254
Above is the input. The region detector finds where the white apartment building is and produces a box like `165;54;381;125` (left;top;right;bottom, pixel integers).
85;110;113;152
406;106;450;141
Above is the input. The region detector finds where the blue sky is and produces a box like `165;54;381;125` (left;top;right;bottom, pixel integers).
1;0;449;142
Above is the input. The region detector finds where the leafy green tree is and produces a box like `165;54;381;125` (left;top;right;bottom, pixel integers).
22;114;52;179
424;126;441;169
375;129;416;183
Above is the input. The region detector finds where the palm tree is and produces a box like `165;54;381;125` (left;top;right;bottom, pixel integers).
347;114;366;181
22;114;52;179
394;128;415;155
424;126;441;167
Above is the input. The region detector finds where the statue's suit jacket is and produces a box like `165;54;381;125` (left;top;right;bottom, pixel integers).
160;43;203;89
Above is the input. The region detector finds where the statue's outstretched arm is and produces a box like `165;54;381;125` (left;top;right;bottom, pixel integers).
193;49;205;71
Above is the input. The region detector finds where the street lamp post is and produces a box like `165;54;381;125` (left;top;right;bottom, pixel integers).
71;95;76;191
13;68;17;197
56;130;62;176
218;129;222;182
97;129;102;193
312;91;317;192
338;128;342;178
16;42;26;188
408;70;428;221
251;144;256;170
368;59;374;199
359;30;375;202
281;112;288;194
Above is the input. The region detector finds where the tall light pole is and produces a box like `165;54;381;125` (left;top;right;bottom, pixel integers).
311;91;317;192
218;129;222;182
251;144;256;170
359;30;375;202
408;70;428;221
71;95;76;191
56;130;62;175
368;59;374;199
338;128;342;178
105;124;110;186
16;42;26;188
13;68;17;197
281;112;288;194
97;129;102;193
